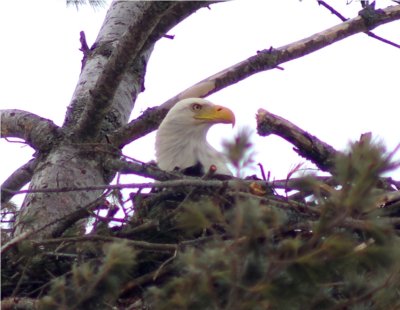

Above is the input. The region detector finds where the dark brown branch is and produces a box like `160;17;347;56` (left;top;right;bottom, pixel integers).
3;177;333;196
1;158;39;203
318;0;400;48
0;196;105;253
34;235;177;252
109;4;400;148
0;109;60;151
117;219;160;238
121;264;174;297
256;108;338;172
1;297;38;310
50;195;108;238
1;179;235;195
104;157;183;181
330;271;397;310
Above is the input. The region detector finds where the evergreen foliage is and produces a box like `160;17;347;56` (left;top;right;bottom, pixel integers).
2;2;400;310
144;137;400;310
1;137;399;309
40;242;136;309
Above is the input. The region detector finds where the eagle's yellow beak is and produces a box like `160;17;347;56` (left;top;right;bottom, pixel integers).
194;104;235;127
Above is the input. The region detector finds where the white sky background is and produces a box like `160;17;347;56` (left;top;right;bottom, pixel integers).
1;0;399;204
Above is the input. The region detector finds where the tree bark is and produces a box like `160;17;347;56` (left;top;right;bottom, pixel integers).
3;2;399;240
108;4;400;148
12;1;212;239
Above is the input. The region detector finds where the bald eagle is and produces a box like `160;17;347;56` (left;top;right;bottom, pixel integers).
155;98;235;176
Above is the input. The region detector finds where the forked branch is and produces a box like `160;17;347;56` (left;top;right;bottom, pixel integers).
109;4;400;148
318;0;400;48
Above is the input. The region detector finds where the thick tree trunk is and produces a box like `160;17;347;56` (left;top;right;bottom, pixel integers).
8;1;399;240
14;1;150;238
12;1;211;239
13;145;105;237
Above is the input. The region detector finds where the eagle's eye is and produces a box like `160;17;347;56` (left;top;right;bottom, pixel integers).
191;103;203;111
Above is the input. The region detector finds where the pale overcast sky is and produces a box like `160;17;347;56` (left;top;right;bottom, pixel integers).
1;0;399;199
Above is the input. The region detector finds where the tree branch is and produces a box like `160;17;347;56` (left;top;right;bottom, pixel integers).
120;264;174;297
72;2;214;141
317;0;348;21
1;297;38;310
0;109;60;151
1;194;108;253
3;177;334;196
256;108;338;172
103;157;183;181
1;158;39;203
73;2;179;139
79;30;90;70
11;2;215;241
109;4;400;148
318;1;400;48
34;235;177;252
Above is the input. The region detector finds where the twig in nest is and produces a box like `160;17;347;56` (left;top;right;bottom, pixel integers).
258;163;268;181
121;264;174;296
153;250;177;280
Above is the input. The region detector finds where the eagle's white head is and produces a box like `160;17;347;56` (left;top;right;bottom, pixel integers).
155;98;235;176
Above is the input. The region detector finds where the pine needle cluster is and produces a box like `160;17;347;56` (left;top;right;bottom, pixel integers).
40;242;136;309
1;136;399;310
146;137;400;309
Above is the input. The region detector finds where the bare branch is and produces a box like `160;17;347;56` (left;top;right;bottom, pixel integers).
121;264;174;297
1;195;108;253
50;195;107;238
11;2;216;241
104;157;183;181
318;1;400;48
2;179;241;195
1;297;38;310
109;4;400;148
317;0;348;21
0;230;32;254
256;108;338;172
73;2;214;141
3;177;335;196
0;109;60;151
34;235;177;252
365;31;400;48
1;158;39;203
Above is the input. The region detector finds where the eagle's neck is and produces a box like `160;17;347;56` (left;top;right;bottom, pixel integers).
155;122;231;175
